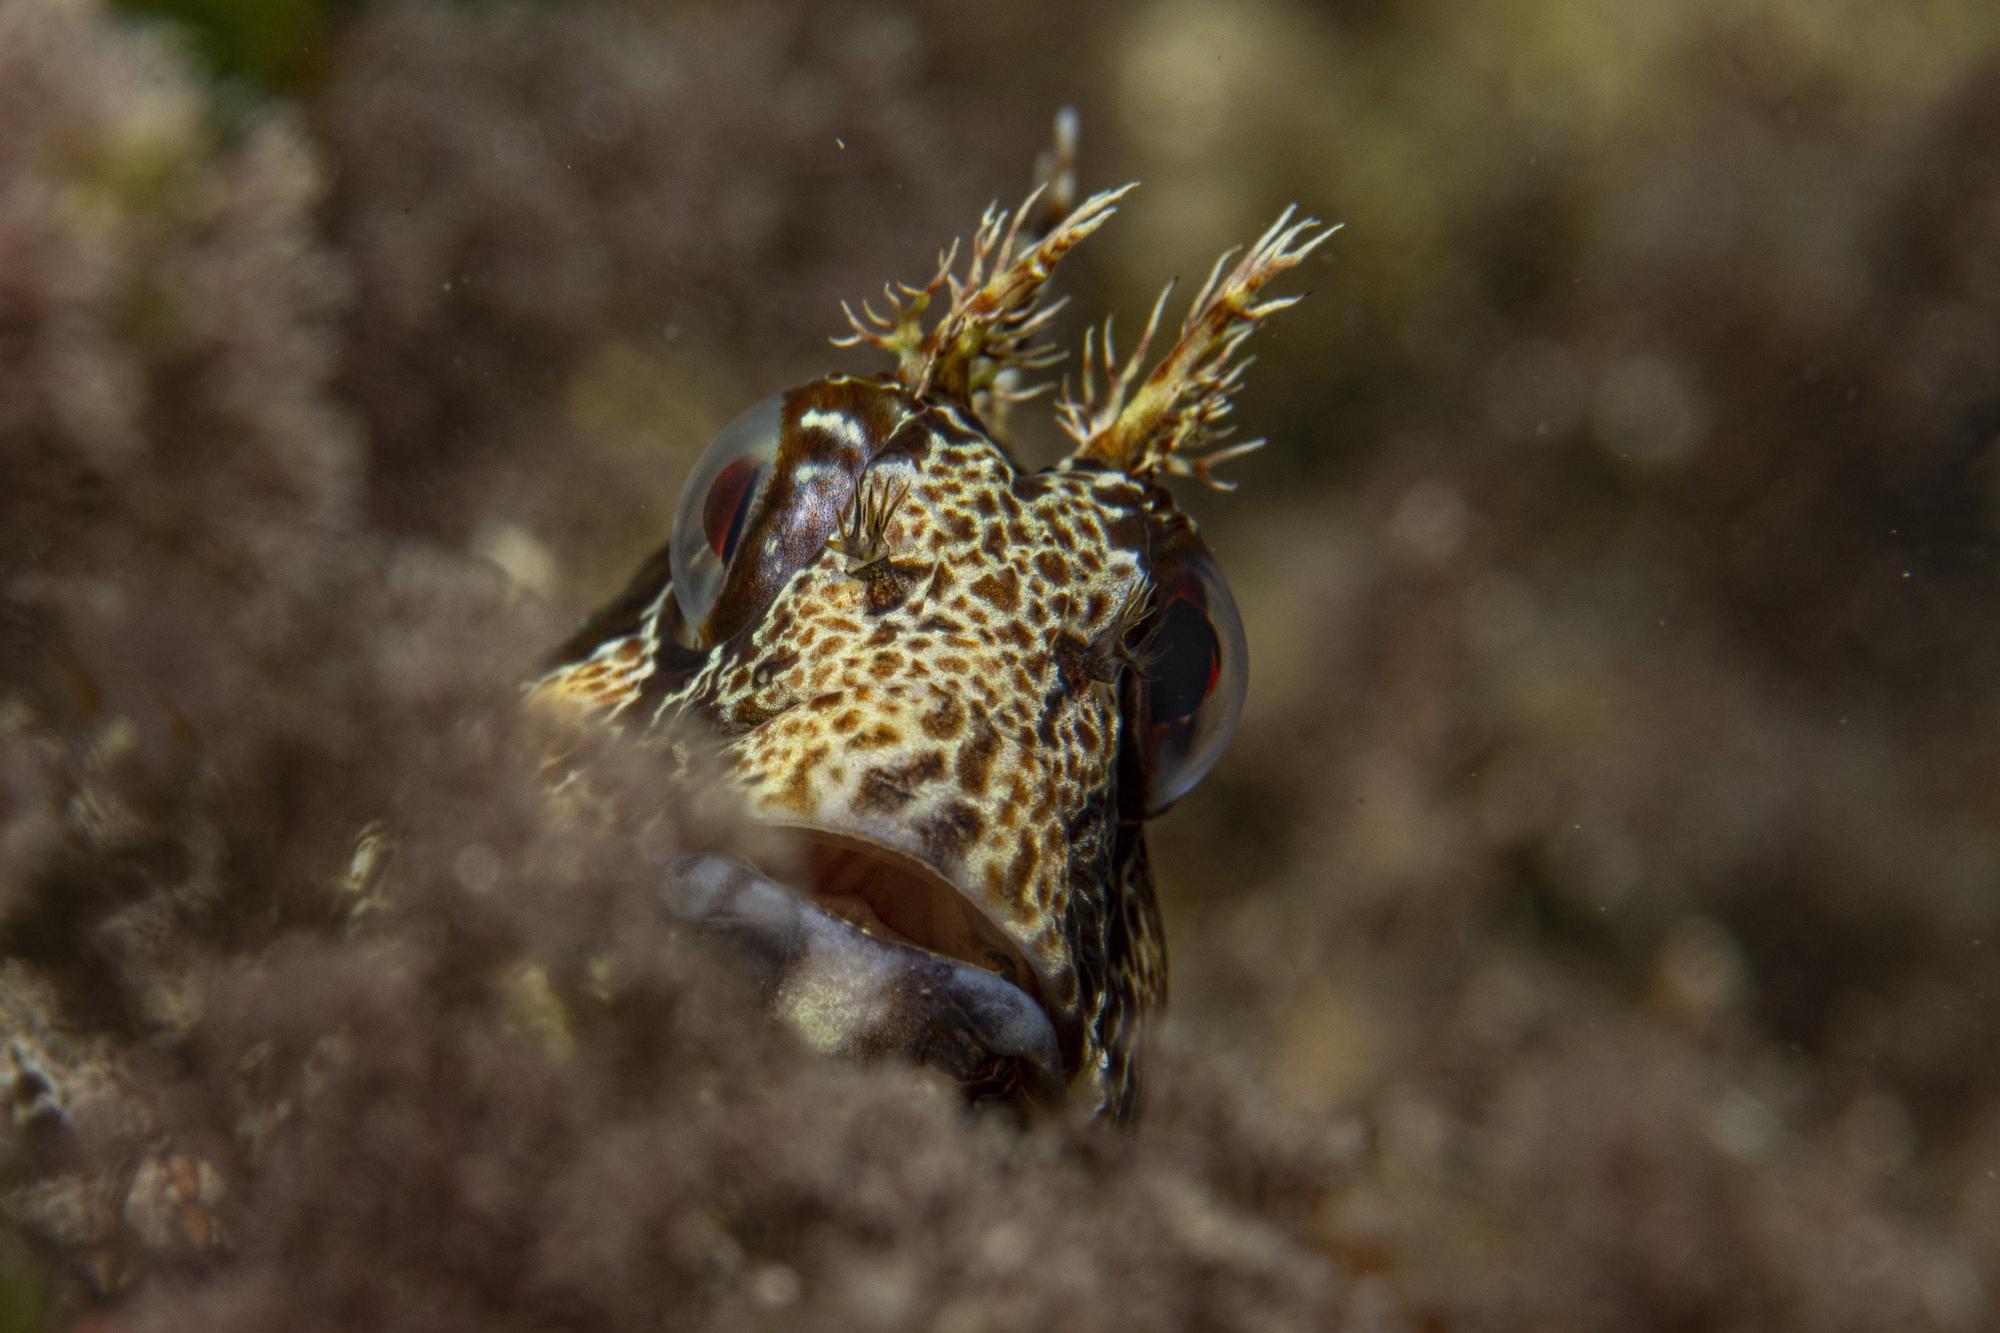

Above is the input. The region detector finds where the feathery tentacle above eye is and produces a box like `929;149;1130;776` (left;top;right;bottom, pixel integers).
1060;207;1338;490
835;158;1335;493
833;181;1137;406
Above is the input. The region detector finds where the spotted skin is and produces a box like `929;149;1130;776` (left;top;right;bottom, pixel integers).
535;380;1165;1111
533;190;1328;1119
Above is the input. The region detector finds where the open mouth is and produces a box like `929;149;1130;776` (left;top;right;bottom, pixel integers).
660;829;1063;1105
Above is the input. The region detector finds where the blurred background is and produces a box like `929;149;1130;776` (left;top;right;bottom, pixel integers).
4;0;1998;1327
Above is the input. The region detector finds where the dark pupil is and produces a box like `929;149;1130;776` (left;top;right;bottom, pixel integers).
701;458;761;564
1146;595;1220;726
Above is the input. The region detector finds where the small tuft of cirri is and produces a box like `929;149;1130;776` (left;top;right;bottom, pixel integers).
833;181;1137;407
1058;206;1337;490
834;148;1335;493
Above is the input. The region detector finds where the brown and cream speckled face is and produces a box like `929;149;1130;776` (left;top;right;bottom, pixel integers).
534;376;1246;1118
531;179;1324;1118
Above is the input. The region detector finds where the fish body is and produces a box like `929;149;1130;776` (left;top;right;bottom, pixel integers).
533;156;1330;1119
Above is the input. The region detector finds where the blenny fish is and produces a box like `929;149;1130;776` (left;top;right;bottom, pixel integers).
530;128;1329;1119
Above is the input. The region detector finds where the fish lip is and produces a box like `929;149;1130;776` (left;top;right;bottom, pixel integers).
660;847;1066;1104
773;824;1048;1004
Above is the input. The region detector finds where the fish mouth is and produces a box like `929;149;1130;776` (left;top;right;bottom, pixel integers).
660;828;1063;1105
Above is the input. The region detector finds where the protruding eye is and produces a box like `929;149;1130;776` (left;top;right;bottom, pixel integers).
1137;547;1247;814
670;394;784;632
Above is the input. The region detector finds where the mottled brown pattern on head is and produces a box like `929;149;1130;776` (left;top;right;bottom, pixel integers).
955;711;1000;795
920;693;966;741
968;568;1020;613
920;799;987;864
853;751;946;816
539;382;1177;1116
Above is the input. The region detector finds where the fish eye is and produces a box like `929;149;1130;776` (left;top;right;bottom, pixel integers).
670;394;784;633
1136;546;1247;814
